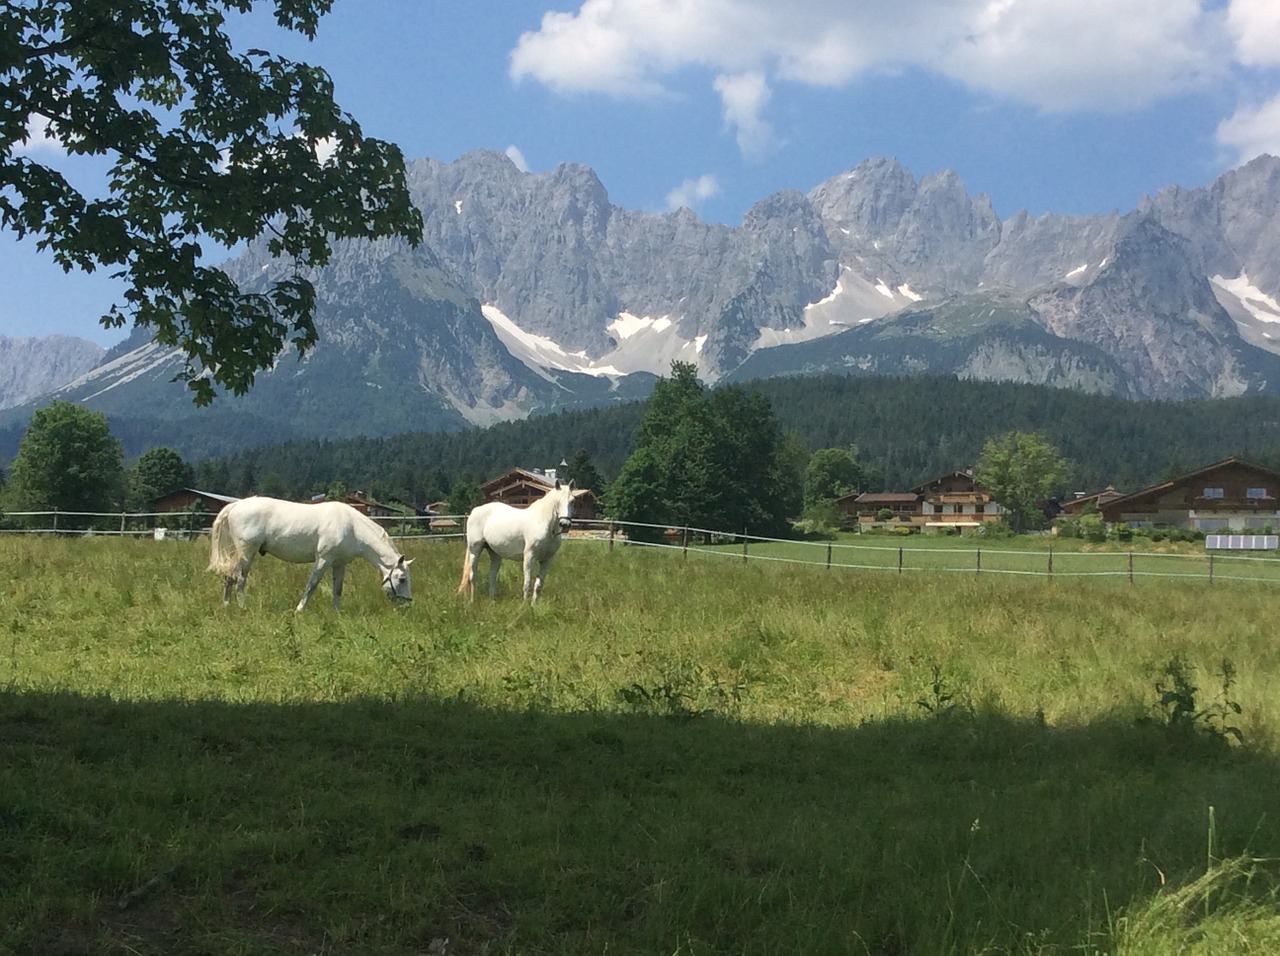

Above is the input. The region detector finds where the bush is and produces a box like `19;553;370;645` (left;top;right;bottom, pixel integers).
796;498;842;537
1079;512;1107;543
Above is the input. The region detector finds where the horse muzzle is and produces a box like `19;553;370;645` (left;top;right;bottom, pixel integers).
558;518;573;533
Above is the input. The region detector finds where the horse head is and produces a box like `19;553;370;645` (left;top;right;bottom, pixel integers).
382;555;414;603
553;479;575;533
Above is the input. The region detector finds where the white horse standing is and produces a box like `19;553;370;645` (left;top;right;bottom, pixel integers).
457;481;574;603
208;496;413;611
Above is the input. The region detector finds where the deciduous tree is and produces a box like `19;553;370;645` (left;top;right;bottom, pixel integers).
804;447;866;506
975;430;1070;532
607;361;793;540
127;445;192;510
7;400;124;524
2;1;422;404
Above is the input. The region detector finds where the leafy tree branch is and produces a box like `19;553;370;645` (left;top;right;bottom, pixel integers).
0;0;423;404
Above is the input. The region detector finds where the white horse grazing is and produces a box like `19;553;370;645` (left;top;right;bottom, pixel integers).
457;481;574;603
208;496;413;611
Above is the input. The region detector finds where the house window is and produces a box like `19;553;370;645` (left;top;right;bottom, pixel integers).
1247;487;1269;499
1203;487;1224;499
1197;518;1229;531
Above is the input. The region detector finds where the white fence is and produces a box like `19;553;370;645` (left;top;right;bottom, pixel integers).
4;511;1279;587
0;509;468;539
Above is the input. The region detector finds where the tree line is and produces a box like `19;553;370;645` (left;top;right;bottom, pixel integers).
5;367;1279;539
186;372;1280;508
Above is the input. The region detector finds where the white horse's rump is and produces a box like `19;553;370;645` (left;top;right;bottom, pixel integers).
457;481;573;603
209;496;413;611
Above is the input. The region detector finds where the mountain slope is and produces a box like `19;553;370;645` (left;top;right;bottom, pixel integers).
0;334;104;410
8;151;1280;459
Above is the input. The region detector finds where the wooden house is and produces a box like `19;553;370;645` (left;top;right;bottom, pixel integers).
1099;456;1280;531
1057;486;1124;518
913;470;1003;531
481;467;598;521
834;470;1002;532
147;488;239;515
308;490;397;518
835;491;921;528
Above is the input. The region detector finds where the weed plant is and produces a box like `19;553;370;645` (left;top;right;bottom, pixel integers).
5;535;1280;954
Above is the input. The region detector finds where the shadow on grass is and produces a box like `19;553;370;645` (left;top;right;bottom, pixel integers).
4;691;1280;955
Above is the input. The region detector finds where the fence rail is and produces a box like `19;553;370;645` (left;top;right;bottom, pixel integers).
4;510;1278;587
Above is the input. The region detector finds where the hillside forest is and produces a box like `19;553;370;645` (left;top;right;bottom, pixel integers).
173;373;1280;510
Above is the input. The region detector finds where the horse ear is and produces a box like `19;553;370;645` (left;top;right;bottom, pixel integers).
554;479;562;490
403;557;414;567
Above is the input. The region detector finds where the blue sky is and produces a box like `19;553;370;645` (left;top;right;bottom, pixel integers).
5;0;1280;346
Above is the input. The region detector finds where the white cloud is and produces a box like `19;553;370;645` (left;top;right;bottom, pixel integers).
936;0;1225;112
509;0;1257;154
665;174;720;211
1217;94;1280;162
505;145;530;172
714;72;774;156
1228;0;1280;67
15;116;65;155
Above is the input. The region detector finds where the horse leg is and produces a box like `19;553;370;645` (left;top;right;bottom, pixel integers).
523;550;537;602
487;550;502;598
331;562;347;611
469;545;483;601
297;558;330;612
228;554;254;608
537;553;559;604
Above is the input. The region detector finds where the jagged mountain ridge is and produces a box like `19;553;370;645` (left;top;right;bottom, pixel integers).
0;334;104;411
9;151;1280;459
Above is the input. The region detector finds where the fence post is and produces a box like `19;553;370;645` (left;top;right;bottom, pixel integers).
976;547;981;575
52;508;58;533
120;511;127;534
1128;550;1133;585
682;526;689;560
826;542;832;569
742;528;748;564
1047;544;1053;578
1209;553;1214;585
608;521;615;553
898;547;903;574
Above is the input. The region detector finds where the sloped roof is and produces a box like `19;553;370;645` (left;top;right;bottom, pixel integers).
155;487;239;505
1102;456;1280;512
911;470;981;494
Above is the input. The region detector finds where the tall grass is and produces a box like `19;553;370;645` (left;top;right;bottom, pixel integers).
4;535;1280;954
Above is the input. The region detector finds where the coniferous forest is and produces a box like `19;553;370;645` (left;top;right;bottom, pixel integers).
191;373;1280;507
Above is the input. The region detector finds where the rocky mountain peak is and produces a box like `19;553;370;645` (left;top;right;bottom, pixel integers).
11;150;1280;458
0;334;105;410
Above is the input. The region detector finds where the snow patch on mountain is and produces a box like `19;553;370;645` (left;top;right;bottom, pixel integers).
483;305;619;379
61;341;183;402
751;268;911;349
1213;274;1280;324
609;312;673;339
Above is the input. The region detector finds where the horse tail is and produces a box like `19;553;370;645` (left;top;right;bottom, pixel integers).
207;504;243;577
456;547;473;595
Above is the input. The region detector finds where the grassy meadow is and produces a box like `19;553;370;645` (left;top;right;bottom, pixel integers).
6;532;1280;954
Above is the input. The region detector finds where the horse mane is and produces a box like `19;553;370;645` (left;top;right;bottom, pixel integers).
350;506;401;558
528;483;570;527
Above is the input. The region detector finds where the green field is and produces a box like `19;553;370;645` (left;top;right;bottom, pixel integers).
5;533;1280;955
